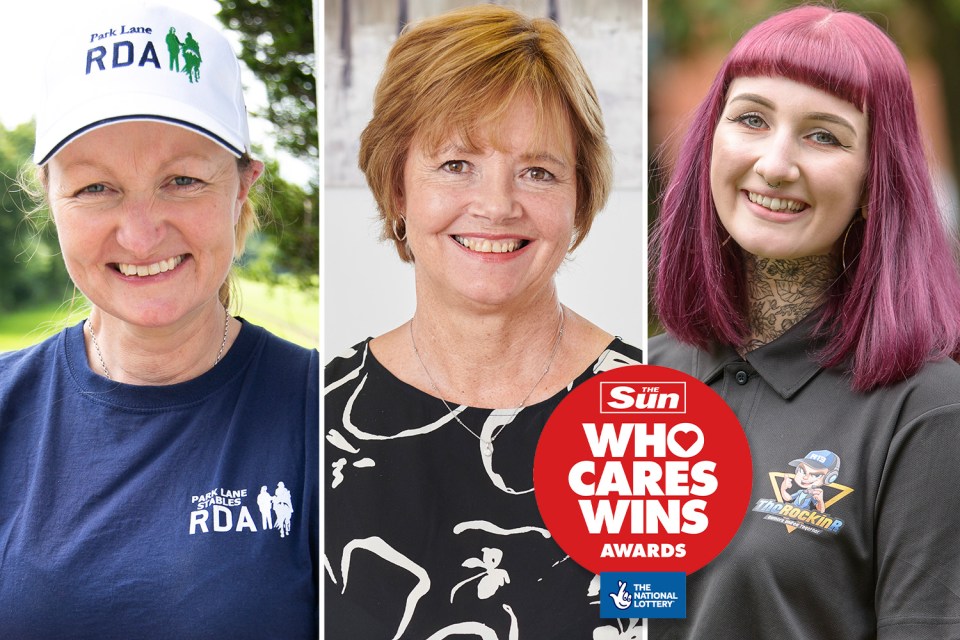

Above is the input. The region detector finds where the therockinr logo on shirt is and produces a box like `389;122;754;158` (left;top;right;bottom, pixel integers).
752;448;854;536
86;23;203;83
189;481;294;538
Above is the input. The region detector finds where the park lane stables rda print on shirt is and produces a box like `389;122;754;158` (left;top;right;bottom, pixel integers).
189;481;298;538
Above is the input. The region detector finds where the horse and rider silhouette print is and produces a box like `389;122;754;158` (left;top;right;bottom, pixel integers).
257;482;294;538
165;26;202;83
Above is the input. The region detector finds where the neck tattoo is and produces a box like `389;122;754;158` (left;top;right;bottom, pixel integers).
410;306;565;456
87;307;231;380
740;254;838;355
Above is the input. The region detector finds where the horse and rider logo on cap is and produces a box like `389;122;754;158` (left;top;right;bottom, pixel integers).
165;26;202;83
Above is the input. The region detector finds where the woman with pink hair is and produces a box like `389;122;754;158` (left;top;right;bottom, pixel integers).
651;5;960;638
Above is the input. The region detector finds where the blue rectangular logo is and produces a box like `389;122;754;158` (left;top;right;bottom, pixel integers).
599;572;686;619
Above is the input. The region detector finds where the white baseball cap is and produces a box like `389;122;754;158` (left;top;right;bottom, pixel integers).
34;3;251;165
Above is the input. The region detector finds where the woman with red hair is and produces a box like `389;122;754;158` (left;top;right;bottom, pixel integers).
651;5;960;638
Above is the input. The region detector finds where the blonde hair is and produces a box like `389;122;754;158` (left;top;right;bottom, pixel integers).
19;156;260;312
359;4;612;262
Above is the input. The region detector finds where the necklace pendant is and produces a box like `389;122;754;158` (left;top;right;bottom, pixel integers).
482;439;494;456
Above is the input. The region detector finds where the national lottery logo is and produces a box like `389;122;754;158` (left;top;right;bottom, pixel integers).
533;365;753;579
609;580;633;610
599;572;687;619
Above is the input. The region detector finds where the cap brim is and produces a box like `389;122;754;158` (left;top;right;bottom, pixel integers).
34;92;247;165
788;458;830;471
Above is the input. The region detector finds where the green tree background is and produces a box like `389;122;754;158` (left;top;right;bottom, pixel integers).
217;0;318;289
0;123;72;312
217;0;317;161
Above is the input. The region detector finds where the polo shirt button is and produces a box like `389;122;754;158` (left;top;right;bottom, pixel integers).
735;370;749;385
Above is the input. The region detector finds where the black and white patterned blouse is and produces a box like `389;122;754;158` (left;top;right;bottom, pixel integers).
324;337;643;639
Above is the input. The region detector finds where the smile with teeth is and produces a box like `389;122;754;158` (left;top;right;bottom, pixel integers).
116;255;185;277
748;191;806;213
453;235;529;254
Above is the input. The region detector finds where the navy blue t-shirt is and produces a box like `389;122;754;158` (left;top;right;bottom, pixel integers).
0;319;318;639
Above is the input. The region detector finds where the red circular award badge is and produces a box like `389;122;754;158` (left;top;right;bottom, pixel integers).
534;365;752;575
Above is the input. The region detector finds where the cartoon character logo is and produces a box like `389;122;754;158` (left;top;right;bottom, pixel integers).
780;450;840;513
753;448;854;535
609;580;632;610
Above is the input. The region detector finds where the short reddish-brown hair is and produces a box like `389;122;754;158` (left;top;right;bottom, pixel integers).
359;4;612;262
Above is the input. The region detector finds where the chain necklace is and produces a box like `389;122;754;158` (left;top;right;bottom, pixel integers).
86;307;231;380
410;306;565;456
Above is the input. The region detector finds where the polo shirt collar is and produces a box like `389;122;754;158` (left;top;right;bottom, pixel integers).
690;312;828;400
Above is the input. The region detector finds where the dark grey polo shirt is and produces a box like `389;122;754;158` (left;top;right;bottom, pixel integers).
648;317;960;640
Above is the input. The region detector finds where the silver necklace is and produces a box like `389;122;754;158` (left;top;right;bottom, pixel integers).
87;307;231;380
410;306;565;456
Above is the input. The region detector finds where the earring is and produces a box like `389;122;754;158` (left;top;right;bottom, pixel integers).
392;215;407;242
841;218;862;272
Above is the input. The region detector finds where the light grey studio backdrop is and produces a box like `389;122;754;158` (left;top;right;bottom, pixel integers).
323;0;646;357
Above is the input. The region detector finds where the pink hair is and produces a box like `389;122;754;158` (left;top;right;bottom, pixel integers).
653;5;960;390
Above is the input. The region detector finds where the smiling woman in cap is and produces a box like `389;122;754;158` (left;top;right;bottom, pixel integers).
0;4;317;637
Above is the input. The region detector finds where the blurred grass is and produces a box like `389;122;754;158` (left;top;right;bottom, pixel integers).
233;275;318;349
0;301;88;351
0;276;319;353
